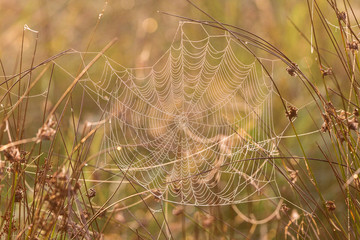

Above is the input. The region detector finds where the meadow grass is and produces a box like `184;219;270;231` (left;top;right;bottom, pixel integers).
1;0;360;239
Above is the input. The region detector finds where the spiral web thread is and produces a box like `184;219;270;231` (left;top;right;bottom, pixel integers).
81;22;288;206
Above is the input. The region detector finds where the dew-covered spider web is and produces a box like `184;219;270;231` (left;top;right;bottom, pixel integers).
80;22;292;206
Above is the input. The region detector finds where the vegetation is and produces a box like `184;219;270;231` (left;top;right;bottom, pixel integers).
1;0;360;239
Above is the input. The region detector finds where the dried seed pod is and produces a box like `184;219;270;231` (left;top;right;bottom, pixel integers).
325;201;336;211
36;115;57;143
281;204;290;213
353;108;359;117
337;11;346;22
286;63;298;76
286;105;298;121
320;114;331;133
321;67;333;77
3;147;22;163
288;169;299;184
347;118;358;131
347;40;359;52
88;188;96;198
14;187;24;202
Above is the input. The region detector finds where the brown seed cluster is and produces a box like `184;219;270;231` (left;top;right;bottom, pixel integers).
36;115;57;143
3;147;26;164
281;203;290;213
320;67;333;77
30;168;81;238
338;109;358;133
44;169;80;212
14;187;24;202
289;169;299;184
286;63;298;76
347;40;359;52
87;188;96;198
320;102;358;141
286;105;298;121
320;113;331;133
325;200;336;211
337;11;347;22
0;211;17;238
3;147;27;173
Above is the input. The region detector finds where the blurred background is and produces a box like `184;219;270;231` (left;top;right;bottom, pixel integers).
1;0;360;239
0;0;320;69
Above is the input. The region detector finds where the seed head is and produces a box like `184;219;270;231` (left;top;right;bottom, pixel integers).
321;67;333;77
325;200;336;211
289;169;299;184
347;40;359;52
337;11;347;22
87;188;96;198
14;187;24;202
286;105;298;121
281;204;290;213
286;63;298;76
3;147;22;163
36;115;57;143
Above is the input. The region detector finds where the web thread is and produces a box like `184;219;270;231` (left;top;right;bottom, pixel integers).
81;22;287;206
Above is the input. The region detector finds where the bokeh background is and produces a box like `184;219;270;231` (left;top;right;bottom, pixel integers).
0;0;323;69
1;0;360;239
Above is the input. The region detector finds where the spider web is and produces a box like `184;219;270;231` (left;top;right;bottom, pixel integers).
80;22;289;206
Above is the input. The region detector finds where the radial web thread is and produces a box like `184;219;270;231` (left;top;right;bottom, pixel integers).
81;22;289;206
